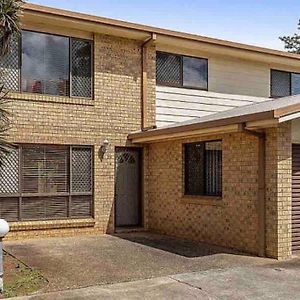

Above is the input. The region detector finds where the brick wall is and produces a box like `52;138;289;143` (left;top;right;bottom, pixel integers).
147;132;260;255
265;122;292;260
147;126;292;258
4;32;156;240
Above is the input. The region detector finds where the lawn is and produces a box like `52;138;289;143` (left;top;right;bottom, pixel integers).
1;251;47;299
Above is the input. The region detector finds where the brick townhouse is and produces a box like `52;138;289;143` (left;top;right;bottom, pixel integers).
1;3;300;260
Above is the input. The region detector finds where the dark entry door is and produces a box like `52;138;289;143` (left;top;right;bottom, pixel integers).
292;144;300;252
115;148;142;227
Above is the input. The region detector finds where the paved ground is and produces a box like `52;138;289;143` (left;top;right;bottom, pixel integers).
12;262;300;299
4;232;272;293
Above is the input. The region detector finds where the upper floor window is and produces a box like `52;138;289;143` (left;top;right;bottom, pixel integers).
156;52;208;90
271;69;300;98
184;140;222;197
1;30;93;98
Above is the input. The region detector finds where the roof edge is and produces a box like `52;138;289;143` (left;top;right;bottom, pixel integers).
129;111;275;142
23;3;300;61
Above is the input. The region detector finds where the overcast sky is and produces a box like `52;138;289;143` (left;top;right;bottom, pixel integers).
28;0;300;51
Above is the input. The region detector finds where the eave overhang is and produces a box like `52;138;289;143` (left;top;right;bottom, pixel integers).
128;102;300;144
22;4;300;66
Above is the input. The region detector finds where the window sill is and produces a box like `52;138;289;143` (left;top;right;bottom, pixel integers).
7;92;94;106
9;218;95;231
181;195;223;206
156;83;208;92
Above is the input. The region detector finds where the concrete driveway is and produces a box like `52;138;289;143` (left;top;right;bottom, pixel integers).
13;264;300;300
4;232;271;293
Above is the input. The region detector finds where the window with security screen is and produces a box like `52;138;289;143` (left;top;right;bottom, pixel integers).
71;39;92;98
0;145;93;221
0;35;20;91
156;52;208;90
184;141;222;197
271;69;300;97
0;30;93;98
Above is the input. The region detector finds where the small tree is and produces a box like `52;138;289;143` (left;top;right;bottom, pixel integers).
280;20;300;54
0;0;24;164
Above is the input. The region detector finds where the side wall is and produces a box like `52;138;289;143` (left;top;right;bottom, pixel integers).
147;132;260;254
147;124;293;258
156;86;268;127
265;122;292;259
5;33;156;240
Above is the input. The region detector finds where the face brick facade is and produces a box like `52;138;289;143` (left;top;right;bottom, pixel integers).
5;33;156;240
0;5;297;261
146;124;292;259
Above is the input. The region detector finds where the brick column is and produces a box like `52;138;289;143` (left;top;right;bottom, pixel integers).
265;122;292;260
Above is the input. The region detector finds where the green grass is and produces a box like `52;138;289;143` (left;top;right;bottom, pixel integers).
2;254;47;299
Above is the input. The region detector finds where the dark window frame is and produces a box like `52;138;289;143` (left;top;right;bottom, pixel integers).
0;144;94;221
183;140;222;197
8;29;94;99
270;69;300;98
156;51;208;91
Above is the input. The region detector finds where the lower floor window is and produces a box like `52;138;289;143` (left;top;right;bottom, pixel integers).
184;140;222;196
0;145;93;221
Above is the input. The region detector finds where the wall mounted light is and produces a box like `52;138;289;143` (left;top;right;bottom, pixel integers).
100;139;109;160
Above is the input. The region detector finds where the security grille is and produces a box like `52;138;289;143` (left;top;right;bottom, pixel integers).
0;145;93;221
184;143;205;195
71;147;92;193
184;141;222;196
116;152;136;164
0;35;20;91
156;52;181;86
71;39;92;98
271;70;291;97
0;149;19;194
205;141;222;196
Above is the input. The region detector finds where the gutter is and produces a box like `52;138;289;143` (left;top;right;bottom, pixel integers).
129;110;274;142
23;4;300;62
240;124;266;257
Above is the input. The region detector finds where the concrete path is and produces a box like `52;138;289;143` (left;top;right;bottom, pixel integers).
12;264;300;300
4;233;271;292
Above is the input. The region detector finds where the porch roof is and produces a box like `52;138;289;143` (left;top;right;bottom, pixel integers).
129;94;300;143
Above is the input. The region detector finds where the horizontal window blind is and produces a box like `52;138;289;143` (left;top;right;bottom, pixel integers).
0;145;93;221
21;196;68;220
0;198;19;221
22;146;69;194
70;195;92;218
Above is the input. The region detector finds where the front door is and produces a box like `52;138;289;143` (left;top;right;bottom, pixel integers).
115;147;142;228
